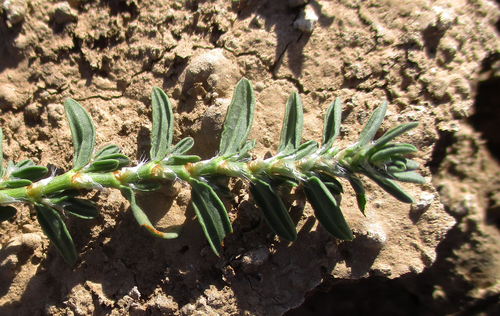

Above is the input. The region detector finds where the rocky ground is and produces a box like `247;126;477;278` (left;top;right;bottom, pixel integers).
0;0;499;315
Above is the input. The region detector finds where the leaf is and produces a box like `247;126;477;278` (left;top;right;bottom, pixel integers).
84;159;120;173
278;91;303;155
15;159;34;168
318;172;344;194
404;159;420;171
164;155;201;165
120;187;180;239
0;206;17;222
150;87;174;162
322;97;342;150
357;101;387;147
249;179;297;241
293;140;318;161
219;78;255;157
35;204;77;265
389;171;426;184
364;173;414;203
303;176;353;240
95;154;130;168
190;178;233;256
46;189;81;204
170;137;195;155
65;98;96;171
11;165;48;181
130;180;163;192
64;198;99;219
373;122;419;149
370;143;417;162
348;176;366;214
94;145;120;160
234;139;256;161
1;179;32;188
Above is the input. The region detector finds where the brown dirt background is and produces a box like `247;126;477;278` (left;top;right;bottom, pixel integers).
1;0;500;315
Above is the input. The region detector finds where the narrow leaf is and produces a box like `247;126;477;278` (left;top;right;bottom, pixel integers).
94;145;120;160
121;187;180;239
11;165;48;181
373;122;419;149
234;139;256;161
150;87;174;162
1;179;32;188
170;137;195;155
370;143;417;162
35;204;77;265
389;171;426;183
357;101;387;146
278;91;303;155
293;140;318;160
364;173;414;203
322;97;342;150
405;159;420;171
249;179;297;241
190;178;233;256
219;78;255;156
318;172;344;194
130;180;163;192
64;198;99;219
85;160;120;173
0;206;17;222
303;176;353;240
95;154;130;168
164;155;201;165
65;98;96;171
348;176;366;214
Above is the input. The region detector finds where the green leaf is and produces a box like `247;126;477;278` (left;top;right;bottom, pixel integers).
357;101;387;146
170;137;195;155
94;144;121;159
292;140;318;161
318;172;344;194
370;143;417;162
364;173;414;203
249;179;297;242
389;171;426;184
373;122;419;149
11;165;48;181
303;176;353;240
64;98;96;171
1;179;32;188
35;204;77;265
64;198;99;219
84;159;120;173
151;87;174;162
95;153;130;168
219;78;255;157
190;178;233;256
130;180;163;192
15;159;34;168
120;187;180;239
46;189;81;204
0;206;17;222
405;159;420;171
234;139;256;161
164;155;201;165
348;176;366;214
322;97;342;151
278;91;303;155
